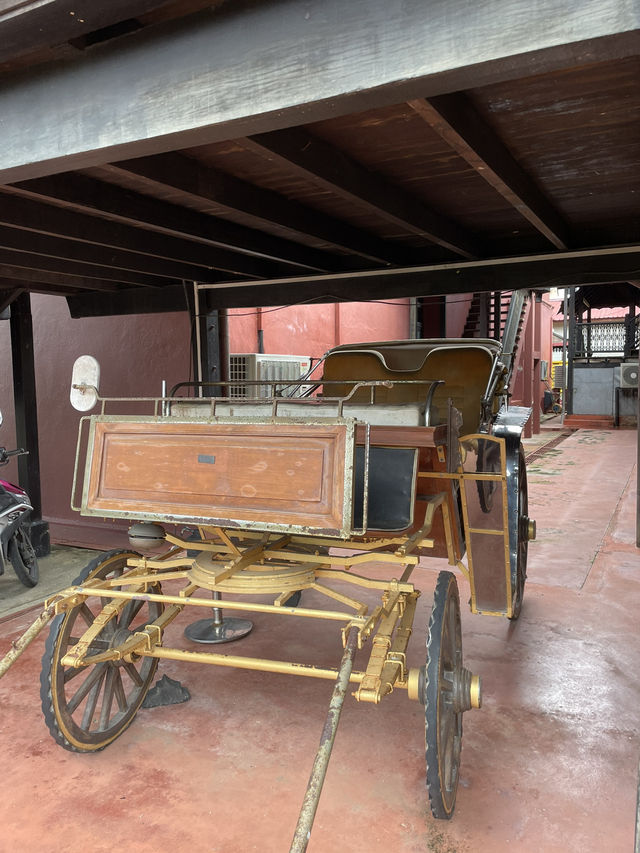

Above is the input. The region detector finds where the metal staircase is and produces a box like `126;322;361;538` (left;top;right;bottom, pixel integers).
462;290;530;390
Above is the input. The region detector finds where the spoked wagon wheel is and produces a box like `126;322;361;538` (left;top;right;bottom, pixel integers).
424;571;481;819
509;443;535;621
40;550;163;753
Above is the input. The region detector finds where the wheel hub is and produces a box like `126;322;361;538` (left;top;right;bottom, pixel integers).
109;626;133;651
451;666;482;712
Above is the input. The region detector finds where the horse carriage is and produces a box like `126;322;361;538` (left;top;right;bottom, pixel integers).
1;326;535;843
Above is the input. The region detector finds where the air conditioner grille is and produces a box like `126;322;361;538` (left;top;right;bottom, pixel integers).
620;364;639;389
229;355;249;398
228;354;311;398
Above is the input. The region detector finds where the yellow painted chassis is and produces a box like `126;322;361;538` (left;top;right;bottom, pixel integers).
41;430;511;707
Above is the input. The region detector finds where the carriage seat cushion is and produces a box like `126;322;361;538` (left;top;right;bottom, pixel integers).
169;399;425;427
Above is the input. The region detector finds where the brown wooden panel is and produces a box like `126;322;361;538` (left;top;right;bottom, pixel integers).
355;423;446;448
83;419;353;536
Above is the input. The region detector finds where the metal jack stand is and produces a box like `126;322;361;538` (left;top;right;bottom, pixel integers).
184;589;253;644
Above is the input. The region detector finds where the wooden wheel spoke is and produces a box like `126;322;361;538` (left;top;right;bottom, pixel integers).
68;636;110;650
440;670;454;693
440;712;456;787
119;597;144;629
77;603;96;628
98;667;117;731
80;665;107;729
66;662;107;714
63;666;85;685
113;669;128;712
123;661;144;688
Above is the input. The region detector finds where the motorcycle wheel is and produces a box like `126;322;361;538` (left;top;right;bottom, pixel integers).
9;526;39;587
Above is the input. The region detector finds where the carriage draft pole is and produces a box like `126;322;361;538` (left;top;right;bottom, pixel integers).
0;605;55;679
290;627;359;853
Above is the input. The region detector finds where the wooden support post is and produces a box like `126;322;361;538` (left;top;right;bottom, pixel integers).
637;345;640;548
566;287;576;416
9;292;49;556
532;294;542;435
521;298;535;438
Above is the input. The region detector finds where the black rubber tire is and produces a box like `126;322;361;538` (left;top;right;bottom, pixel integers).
425;570;463;820
8;526;39;587
40;549;162;753
509;444;528;621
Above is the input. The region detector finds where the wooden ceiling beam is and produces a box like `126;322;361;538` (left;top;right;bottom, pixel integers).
243;128;480;259
111;154;408;265
0;192;270;279
407;94;571;250
1;0;636;183
0;248;179;289
0;286;25;314
197;246;640;308
12;172;340;273
0;264;128;292
0;278;76;299
66;284;194;317
0;223;228;283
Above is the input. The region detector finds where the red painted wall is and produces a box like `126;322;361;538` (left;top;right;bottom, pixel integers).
227;300;411;358
0;295;410;549
0;295;192;549
446;294;473;337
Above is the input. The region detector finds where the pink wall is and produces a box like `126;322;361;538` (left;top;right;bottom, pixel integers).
0;295;410;549
0;295;191;549
227;300;411;359
446;294;473;337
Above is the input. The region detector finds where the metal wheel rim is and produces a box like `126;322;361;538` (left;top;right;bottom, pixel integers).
511;445;528;619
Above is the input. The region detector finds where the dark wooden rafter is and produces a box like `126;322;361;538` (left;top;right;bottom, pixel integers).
243;128;480;259
0;248;180;289
67;284;192;317
10;172;344;273
0;264;132;292
193;246;640;308
0;223;227;282
0;286;25;313
108;154;409;265
407;94;571;250
0;279;75;298
0;192;266;279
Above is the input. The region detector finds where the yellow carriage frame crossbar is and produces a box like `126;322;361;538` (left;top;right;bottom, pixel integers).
41;492;459;706
0;434;509;699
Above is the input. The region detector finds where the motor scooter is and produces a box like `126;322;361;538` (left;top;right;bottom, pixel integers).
0;445;39;587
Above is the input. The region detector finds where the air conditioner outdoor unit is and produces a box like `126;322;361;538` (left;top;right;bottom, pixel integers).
620;363;639;389
228;353;312;398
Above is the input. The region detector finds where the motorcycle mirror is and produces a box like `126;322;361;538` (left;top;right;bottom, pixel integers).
70;355;101;411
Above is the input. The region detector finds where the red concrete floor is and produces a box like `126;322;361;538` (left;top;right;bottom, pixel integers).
0;429;638;852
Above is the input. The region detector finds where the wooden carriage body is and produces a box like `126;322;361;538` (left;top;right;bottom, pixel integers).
75;337;527;618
